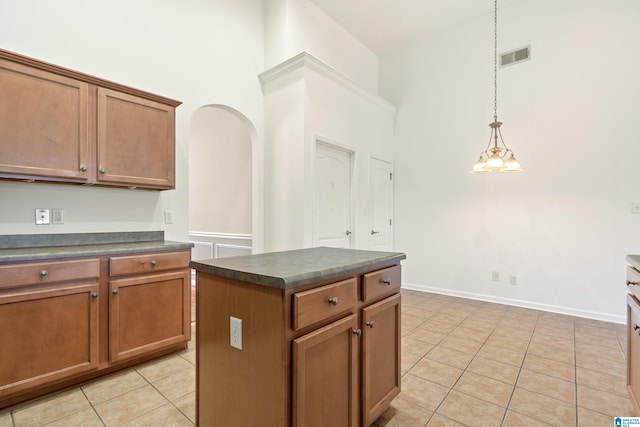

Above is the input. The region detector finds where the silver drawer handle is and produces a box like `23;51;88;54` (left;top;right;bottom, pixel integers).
80;165;87;172
382;279;391;286
628;280;639;286
39;270;48;277
366;321;375;328
91;292;98;299
371;230;380;235
352;329;362;337
112;289;119;295
99;167;106;174
151;260;157;266
328;297;339;306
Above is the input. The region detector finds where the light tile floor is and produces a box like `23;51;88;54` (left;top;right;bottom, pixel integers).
0;289;634;426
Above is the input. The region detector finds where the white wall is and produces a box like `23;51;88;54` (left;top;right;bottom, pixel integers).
261;54;396;252
380;0;640;322
189;106;252;235
0;0;264;242
265;0;379;92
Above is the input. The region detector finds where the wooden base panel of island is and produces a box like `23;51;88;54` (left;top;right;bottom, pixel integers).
196;264;401;427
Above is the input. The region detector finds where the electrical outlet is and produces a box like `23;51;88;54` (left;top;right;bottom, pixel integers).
230;316;242;350
510;275;518;285
492;271;500;282
52;208;65;224
35;208;50;225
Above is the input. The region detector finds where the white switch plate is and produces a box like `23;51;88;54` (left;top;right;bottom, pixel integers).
52;208;65;224
509;275;518;286
492;271;500;282
35;208;50;225
230;316;242;350
164;211;174;224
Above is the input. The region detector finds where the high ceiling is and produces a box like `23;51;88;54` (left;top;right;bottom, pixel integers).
309;0;521;55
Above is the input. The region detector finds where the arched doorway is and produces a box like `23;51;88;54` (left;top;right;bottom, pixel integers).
188;105;262;259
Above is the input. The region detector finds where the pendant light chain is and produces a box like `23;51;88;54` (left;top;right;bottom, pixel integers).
493;0;498;122
469;0;523;173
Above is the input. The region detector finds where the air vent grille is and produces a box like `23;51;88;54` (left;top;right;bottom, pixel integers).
500;45;531;68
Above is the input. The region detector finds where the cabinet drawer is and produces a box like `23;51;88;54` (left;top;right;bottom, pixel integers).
362;265;401;303
293;278;357;330
628;267;640;301
0;258;100;290
110;251;190;277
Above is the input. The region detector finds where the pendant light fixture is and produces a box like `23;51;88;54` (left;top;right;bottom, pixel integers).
470;0;523;174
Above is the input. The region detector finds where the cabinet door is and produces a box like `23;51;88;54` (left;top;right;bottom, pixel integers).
293;314;359;427
362;293;401;426
97;88;175;189
628;295;640;414
0;59;90;181
109;270;190;362
0;284;99;399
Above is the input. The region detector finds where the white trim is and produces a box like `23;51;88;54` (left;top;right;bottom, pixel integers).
214;243;252;258
402;282;626;325
259;52;397;114
189;231;253;240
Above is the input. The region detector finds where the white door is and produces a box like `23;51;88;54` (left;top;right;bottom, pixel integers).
314;143;352;248
369;158;393;251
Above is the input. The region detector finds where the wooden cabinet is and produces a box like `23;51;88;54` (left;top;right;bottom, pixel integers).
293;314;359;427
109;270;190;362
96;88;175;189
0;259;100;400
0;249;191;408
362;294;401;426
0;48;180;190
196;261;401;427
628;293;640;414
0;58;90;182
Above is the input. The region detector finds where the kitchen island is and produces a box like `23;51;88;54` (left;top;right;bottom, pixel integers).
191;247;406;427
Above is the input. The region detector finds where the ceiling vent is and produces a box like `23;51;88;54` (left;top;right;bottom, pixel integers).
500;45;531;68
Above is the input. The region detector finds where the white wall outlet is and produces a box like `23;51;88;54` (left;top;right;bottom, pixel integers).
633;203;640;214
35;208;50;225
164;210;174;224
492;271;500;282
52;208;65;224
230;316;242;350
509;275;518;286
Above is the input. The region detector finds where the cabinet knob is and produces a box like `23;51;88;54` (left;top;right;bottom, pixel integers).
352;329;362;337
112;289;119;295
628;280;639;286
99;167;106;174
634;324;639;331
366;321;375;328
39;270;48;277
371;230;380;235
151;260;157;266
80;165;87;172
345;230;352;236
382;279;391;286
328;297;339;306
91;292;98;299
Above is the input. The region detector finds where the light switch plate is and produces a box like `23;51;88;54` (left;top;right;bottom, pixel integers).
52;208;65;224
35;208;50;225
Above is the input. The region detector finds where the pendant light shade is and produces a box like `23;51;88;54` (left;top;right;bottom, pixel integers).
470;0;523;174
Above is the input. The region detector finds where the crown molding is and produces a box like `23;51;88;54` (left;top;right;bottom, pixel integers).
259;52;396;114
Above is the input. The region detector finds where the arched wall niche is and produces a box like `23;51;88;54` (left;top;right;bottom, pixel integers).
189;104;263;257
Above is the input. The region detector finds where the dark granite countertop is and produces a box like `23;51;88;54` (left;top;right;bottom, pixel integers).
0;231;193;263
190;247;406;289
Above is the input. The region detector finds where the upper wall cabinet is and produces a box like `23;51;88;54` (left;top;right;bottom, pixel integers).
0;49;181;190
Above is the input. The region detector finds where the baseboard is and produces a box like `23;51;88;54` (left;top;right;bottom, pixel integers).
402;282;626;325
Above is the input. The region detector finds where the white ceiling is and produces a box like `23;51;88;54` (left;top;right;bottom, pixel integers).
309;0;521;55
